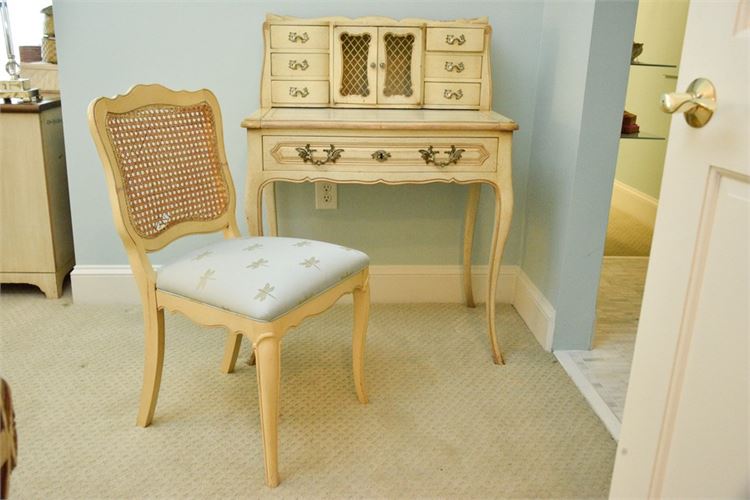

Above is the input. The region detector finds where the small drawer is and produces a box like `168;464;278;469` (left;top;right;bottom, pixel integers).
425;53;482;79
271;53;329;77
263;136;498;173
426;28;484;52
424;82;481;106
271;80;329;105
270;25;329;50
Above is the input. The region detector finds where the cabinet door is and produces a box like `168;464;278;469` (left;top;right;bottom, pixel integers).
333;26;378;105
377;27;422;105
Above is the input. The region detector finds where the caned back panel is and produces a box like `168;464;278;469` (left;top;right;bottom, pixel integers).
103;102;230;239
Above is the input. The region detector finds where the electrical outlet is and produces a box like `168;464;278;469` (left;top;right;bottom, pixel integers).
315;182;337;210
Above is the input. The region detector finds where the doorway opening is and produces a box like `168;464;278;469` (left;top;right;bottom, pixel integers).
555;0;690;439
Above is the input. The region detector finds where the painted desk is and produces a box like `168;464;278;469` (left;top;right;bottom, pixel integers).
242;107;517;363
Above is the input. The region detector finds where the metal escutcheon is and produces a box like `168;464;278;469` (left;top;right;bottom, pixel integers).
371;150;391;162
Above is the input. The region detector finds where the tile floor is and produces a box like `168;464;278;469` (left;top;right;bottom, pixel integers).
556;256;649;437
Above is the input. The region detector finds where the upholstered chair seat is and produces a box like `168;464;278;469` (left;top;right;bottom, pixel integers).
158;237;369;321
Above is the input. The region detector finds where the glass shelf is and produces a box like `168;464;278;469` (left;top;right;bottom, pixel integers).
621;131;666;140
631;62;678;68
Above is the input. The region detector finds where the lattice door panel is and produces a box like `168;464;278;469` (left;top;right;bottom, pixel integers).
377;27;422;105
339;32;372;97
383;33;415;97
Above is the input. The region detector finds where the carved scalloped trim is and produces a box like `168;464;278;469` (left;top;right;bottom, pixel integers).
265;14;489;27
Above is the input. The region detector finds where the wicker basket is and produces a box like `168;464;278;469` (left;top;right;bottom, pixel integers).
42;6;54;36
41;36;57;64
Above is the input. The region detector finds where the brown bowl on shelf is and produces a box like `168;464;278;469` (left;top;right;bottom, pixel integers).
631;42;644;63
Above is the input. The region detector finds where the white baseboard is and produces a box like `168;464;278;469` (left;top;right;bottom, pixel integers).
611;180;658;229
513;271;555;351
554;350;621;440
71;264;555;351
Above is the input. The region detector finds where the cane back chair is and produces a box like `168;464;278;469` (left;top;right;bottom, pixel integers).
88;84;370;487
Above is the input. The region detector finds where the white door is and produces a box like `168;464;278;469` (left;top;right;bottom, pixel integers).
610;1;749;498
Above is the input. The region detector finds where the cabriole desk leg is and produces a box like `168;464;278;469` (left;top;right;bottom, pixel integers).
246;176;265;237
486;181;514;365
463;184;481;307
263;183;279;237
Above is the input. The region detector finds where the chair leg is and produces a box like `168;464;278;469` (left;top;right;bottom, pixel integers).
352;284;370;404
137;306;165;427
220;332;243;374
255;336;281;487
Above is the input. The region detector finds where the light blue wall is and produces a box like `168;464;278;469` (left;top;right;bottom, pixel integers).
521;0;637;349
54;0;544;266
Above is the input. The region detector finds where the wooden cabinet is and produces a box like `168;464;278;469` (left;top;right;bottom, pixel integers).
332;26;422;106
261;15;491;110
0;100;74;298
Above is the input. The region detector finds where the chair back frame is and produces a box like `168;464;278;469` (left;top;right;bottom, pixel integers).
88;84;241;298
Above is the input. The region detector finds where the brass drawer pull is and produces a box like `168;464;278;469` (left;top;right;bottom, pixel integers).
288;31;309;43
445;34;466;45
289;86;309;98
288;59;309;71
419;145;465;168
371;150;391;162
444;61;465;73
443;89;464;100
296;144;344;166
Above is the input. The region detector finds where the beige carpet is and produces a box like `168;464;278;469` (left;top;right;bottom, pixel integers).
1;284;616;498
604;206;653;257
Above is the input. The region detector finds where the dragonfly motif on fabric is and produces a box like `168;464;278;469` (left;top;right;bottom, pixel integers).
192;250;213;261
243;243;263;252
246;258;269;269
293;241;312;247
255;283;277;301
300;257;321;270
196;269;216;290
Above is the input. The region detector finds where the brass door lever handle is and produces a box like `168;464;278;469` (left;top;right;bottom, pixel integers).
660;78;716;128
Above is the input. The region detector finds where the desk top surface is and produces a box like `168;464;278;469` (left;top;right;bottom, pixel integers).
242;108;518;132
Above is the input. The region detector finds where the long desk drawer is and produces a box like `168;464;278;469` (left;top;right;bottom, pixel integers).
263;136;498;173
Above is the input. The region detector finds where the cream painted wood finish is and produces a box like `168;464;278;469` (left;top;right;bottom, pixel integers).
263;135;498;173
425;53;483;79
376;27;423;106
251;14;514;362
332;26;378;105
88;84;371;488
270;53;329;78
270;80;329;105
610;1;749;497
426;27;485;52
0;101;75;298
247;14;515;364
261;14;492;110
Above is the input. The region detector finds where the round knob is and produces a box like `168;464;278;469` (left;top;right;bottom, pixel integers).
370;62;376;69
379;62;386;69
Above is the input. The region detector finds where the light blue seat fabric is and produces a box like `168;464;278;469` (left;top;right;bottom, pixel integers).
157;237;369;322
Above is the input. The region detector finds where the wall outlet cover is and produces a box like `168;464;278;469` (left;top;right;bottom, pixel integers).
315;182;337;209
